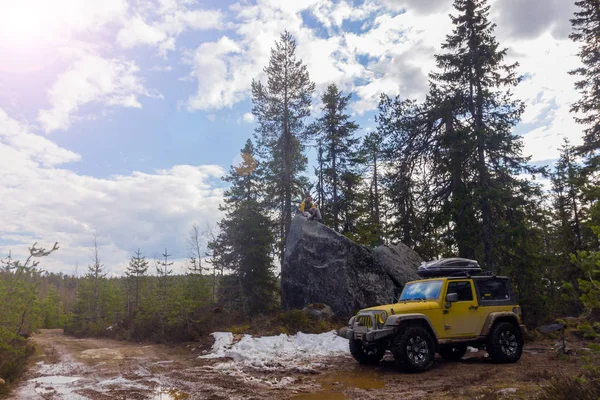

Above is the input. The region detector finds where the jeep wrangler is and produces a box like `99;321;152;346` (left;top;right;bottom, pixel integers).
341;260;526;372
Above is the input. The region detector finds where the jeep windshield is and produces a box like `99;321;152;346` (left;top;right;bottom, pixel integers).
399;280;443;301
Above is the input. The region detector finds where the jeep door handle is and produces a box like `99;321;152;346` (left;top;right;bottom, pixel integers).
469;305;479;311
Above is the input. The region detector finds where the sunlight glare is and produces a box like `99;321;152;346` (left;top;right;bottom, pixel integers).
0;1;48;44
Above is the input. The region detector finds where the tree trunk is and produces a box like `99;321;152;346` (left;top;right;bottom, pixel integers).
332;143;338;231
373;152;382;245
282;52;292;262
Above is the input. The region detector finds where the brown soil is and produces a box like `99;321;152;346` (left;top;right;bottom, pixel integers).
8;329;587;400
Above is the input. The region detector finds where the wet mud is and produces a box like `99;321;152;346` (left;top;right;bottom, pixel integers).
9;329;583;400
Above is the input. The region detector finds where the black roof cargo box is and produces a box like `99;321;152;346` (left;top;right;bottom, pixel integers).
417;258;482;278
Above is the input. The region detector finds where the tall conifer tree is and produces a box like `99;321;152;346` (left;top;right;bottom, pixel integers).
251;31;315;260
429;0;539;268
210;140;278;315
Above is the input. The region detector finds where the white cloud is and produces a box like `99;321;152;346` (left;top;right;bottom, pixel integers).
38;54;159;133
183;0;452;114
500;31;581;162
0;109;225;275
117;15;167;48
377;0;450;14
242;112;254;123
0;110;80;167
185;36;243;110
116;2;224;56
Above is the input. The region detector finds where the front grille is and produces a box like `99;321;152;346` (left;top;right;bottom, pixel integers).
359;316;373;328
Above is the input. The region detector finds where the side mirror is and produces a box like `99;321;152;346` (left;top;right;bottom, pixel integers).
446;293;459;304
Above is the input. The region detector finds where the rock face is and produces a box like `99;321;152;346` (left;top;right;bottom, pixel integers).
282;215;422;317
372;243;423;287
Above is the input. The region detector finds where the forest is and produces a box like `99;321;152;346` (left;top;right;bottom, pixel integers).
1;0;599;396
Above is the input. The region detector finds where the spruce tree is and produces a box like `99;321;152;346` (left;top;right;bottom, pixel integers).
553;140;587;252
125;249;148;315
86;237;106;323
315;84;360;231
210;140;278;315
360;131;384;246
251;30;315;260
570;0;600;162
429;0;538;268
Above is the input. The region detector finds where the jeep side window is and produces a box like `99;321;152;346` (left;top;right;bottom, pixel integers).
475;280;510;300
446;281;473;302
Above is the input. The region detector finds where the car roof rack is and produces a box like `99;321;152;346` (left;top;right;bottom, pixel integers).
417;257;483;278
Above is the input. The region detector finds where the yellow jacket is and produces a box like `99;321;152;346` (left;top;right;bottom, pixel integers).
300;200;317;213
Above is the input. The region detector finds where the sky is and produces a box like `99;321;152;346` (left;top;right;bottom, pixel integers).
0;0;582;276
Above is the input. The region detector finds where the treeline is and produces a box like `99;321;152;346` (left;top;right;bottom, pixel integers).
0;243;66;385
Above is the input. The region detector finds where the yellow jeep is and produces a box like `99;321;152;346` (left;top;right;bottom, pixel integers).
341;262;526;372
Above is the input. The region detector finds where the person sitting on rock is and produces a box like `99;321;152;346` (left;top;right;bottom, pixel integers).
299;195;322;222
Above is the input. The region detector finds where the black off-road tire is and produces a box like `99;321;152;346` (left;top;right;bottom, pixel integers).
392;325;435;372
439;345;467;361
487;321;523;364
349;338;386;365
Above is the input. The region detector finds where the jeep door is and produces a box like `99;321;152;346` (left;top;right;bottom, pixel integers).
443;280;481;337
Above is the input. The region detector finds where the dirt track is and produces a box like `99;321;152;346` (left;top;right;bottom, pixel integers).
10;329;583;399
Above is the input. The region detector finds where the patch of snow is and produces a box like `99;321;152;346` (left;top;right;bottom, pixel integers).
30;376;81;384
498;387;518;395
467;346;479;353
37;361;84;376
98;376;149;390
202;331;349;365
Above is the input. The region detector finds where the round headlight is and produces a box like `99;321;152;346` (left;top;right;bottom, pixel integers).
378;311;388;324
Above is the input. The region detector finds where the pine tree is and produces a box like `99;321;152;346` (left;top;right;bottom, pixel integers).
315;84;360;231
570;0;600;162
210;140;278;315
125;249;148;316
251;30;315;261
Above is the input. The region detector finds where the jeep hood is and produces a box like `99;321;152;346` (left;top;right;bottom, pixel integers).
361;301;440;315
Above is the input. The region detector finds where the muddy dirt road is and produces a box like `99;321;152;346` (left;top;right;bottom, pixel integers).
11;329;581;399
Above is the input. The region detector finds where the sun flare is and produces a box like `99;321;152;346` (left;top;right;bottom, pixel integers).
0;1;47;43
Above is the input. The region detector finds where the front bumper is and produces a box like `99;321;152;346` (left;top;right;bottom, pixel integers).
337;311;397;343
337;326;396;342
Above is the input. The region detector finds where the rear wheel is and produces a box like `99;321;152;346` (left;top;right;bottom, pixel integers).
487;322;523;363
349;338;386;365
439;346;467;361
392;325;435;372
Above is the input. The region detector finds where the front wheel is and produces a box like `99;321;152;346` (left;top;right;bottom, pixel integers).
349;338;386;365
392;325;435;372
439;346;467;361
487;322;523;363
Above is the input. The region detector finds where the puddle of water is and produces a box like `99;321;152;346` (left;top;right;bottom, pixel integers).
152;387;190;400
293;368;385;399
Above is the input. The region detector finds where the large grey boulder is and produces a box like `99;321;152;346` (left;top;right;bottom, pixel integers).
281;215;422;317
372;243;422;287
